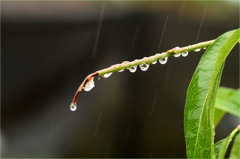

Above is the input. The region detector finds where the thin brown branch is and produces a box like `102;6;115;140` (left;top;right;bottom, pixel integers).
72;72;98;104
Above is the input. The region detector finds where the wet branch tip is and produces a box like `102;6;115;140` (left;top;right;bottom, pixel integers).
70;39;215;111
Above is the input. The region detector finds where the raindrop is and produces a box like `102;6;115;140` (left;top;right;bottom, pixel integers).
128;66;137;73
174;54;181;57
70;102;77;111
159;57;168;64
174;46;181;57
118;69;124;72
83;77;95;91
152;61;157;64
175;46;180;50
139;63;149;71
103;72;112;78
203;47;207;49
194;48;201;52
122;61;129;64
182;51;188;57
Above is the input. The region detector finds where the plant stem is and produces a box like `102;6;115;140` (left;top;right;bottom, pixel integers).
71;39;215;105
97;39;214;75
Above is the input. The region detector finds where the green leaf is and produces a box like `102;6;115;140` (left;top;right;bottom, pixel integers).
214;108;226;128
214;126;240;159
215;87;240;118
184;28;240;158
214;87;240;128
230;133;240;159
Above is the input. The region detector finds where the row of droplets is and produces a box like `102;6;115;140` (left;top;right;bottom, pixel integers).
173;46;204;57
71;47;205;111
105;47;204;74
83;47;205;90
127;57;166;73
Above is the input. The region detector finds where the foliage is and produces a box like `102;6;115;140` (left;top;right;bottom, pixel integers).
214;87;240;127
230;133;240;159
214;126;240;159
215;87;240;118
184;28;240;158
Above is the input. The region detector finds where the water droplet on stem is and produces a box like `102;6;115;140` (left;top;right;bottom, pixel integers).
70;102;77;111
83;77;95;91
139;63;149;71
194;48;201;52
175;46;180;50
174;54;181;57
118;69;124;72
159;57;168;64
128;66;137;73
174;46;181;57
122;61;129;64
103;72;112;78
152;61;157;64
182;51;188;57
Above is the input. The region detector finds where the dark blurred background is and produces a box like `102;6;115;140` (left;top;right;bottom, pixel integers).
1;1;239;158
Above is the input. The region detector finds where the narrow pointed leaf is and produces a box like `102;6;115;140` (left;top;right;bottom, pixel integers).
214;87;240;128
215;87;240;118
230;133;240;159
184;28;240;158
214;125;240;159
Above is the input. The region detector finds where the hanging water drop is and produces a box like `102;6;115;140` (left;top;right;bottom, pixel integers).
182;51;188;57
70;102;77;111
174;46;181;57
139;63;149;71
194;48;201;52
152;61;157;64
203;47;207;49
159;57;168;64
128;66;137;73
83;77;95;91
174;54;181;57
103;72;112;78
118;69;124;72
